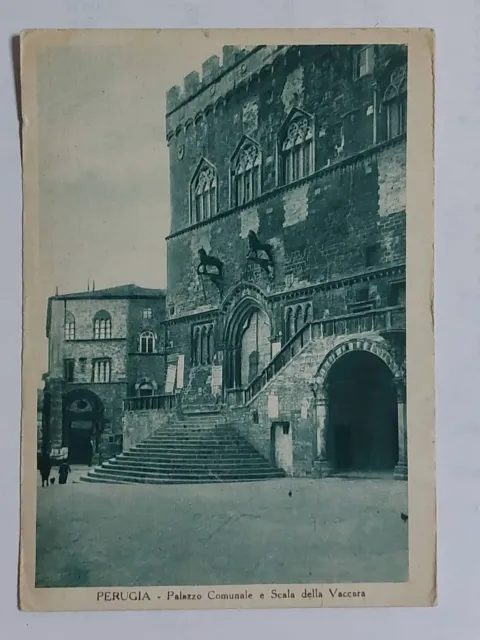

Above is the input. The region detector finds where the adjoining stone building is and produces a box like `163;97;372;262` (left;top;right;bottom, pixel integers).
42;285;166;464
159;43;407;479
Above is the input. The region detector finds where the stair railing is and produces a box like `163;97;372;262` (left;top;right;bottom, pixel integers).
227;305;405;407
123;393;177;412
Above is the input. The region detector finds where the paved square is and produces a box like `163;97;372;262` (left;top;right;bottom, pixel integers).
35;475;408;587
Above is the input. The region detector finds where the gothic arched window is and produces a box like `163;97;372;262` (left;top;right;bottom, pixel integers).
64;311;75;341
382;65;407;140
285;307;293;342
139;331;155;354
280;111;314;185
231;138;261;206
200;326;209;365
207;326;214;365
93;310;112;339
192;327;200;366
304;303;312;325
294;305;303;334
191;160;217;224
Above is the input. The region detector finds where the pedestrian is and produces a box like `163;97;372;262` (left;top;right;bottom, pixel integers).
58;461;72;485
88;437;94;467
39;453;52;487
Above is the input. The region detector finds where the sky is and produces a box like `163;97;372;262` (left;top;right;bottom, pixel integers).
37;34;224;297
33;32;225;381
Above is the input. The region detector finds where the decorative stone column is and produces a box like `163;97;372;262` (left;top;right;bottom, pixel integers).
393;376;408;480
311;383;332;478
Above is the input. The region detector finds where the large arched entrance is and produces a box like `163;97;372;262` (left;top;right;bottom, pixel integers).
224;298;272;389
326;351;398;472
62;390;104;465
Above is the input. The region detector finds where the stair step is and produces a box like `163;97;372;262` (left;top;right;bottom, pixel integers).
132;444;257;453
87;468;284;482
104;460;273;472
120;455;266;464
95;469;281;481
135;439;250;445
126;444;259;453
81;473;279;485
133;440;256;448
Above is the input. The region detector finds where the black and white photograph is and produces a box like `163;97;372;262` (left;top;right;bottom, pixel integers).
19;28;435;611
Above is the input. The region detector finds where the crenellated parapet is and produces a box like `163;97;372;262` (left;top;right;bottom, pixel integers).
166;44;289;140
166;45;253;115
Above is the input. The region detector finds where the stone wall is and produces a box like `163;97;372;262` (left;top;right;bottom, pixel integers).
122;410;174;451
126;297;167;394
166;45;406;234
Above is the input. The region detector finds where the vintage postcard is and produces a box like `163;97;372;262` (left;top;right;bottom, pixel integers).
19;28;435;611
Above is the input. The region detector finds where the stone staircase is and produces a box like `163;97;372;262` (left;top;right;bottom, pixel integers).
81;412;285;485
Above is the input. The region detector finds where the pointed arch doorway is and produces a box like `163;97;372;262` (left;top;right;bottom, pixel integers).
224;299;272;390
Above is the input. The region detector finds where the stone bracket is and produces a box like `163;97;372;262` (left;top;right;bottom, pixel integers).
247;254;274;277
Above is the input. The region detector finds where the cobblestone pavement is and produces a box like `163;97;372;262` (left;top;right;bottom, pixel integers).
35;476;408;588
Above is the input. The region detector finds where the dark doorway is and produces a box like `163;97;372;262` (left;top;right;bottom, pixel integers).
63;391;103;465
69;421;93;464
326;351;398;472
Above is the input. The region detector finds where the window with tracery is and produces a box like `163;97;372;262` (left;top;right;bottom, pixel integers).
280;113;314;185
382;65;407;140
93;311;112;339
139;331;156;354
191;162;217;224
232;140;261;206
64;311;75;341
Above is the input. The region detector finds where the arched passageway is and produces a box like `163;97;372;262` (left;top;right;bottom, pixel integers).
325;351;399;472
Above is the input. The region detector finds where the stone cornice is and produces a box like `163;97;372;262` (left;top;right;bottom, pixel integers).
164;308;220;326
270;263;406;302
165;134;406;241
162;263;405;324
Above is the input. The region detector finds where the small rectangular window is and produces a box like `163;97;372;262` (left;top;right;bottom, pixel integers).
365;244;379;267
356;286;369;303
64;359;75;382
354;46;373;79
142;308;153;319
389;281;406;307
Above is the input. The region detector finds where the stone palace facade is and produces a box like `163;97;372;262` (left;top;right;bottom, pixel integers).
158;43;407;479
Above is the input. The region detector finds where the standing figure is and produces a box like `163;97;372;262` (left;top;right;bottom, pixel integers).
58;461;72;485
88;436;95;467
38;453;52;488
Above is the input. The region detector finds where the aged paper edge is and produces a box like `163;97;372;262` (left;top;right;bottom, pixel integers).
18;27;436;612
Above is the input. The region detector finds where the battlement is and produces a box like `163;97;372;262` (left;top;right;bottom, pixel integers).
166;45;258;114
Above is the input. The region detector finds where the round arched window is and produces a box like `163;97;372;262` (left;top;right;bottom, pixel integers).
139;331;155;354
